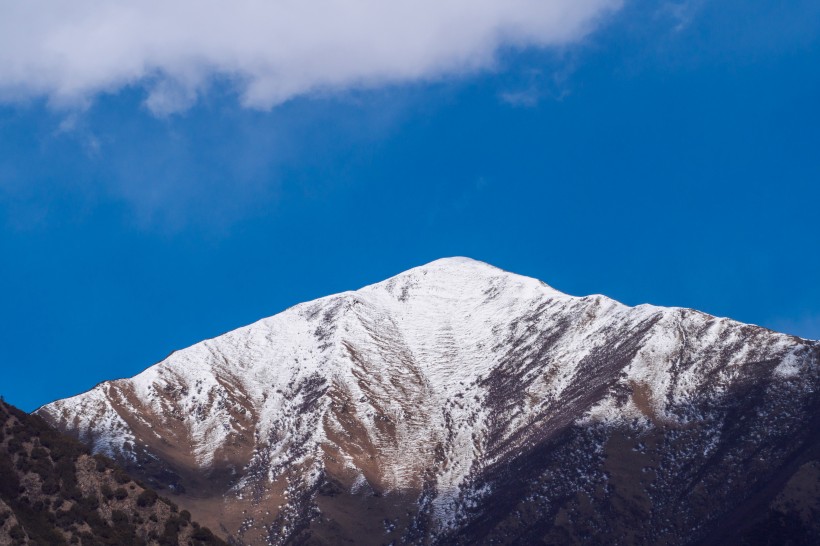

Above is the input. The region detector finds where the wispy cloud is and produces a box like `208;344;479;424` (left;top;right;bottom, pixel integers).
0;0;621;115
498;61;575;108
499;89;542;108
0;88;416;232
656;0;705;32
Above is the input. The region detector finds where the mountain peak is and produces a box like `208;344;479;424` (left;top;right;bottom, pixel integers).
396;256;516;278
363;256;567;303
421;256;487;266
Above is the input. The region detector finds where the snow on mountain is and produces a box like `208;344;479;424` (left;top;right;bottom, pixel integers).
37;258;820;545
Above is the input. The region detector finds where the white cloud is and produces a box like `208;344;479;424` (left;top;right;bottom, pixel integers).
0;0;621;114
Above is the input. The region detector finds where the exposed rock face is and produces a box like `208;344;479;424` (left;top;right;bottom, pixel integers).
0;399;225;546
37;258;820;544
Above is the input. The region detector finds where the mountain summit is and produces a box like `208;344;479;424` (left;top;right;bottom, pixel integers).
38;259;820;544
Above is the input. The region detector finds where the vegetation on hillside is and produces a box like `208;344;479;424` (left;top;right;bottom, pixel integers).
0;400;226;546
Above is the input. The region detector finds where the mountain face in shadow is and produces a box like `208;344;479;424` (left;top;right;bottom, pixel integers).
37;258;820;544
0;399;225;546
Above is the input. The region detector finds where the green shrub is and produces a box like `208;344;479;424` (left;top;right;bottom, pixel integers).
9;524;25;540
93;454;109;472
113;469;130;484
15;456;32;473
56;508;79;528
160;497;178;513
136;489;158;508
159;516;181;546
101;483;114;500
55;458;77;491
191;526;217;541
65;486;84;502
0;456;19;498
6;438;22;453
78;495;100;513
111;510;129;525
41;477;60;495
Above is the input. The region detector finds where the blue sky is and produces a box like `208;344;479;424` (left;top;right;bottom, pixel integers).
1;0;819;411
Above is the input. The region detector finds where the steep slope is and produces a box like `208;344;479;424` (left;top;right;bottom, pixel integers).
37;258;820;544
0;399;226;546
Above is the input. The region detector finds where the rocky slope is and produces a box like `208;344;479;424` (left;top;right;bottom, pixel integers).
0;399;225;546
37;258;820;544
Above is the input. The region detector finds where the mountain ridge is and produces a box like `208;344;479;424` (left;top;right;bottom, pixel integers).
37;257;820;544
36;257;814;409
37;256;812;414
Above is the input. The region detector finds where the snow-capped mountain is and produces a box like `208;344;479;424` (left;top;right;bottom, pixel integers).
38;258;820;544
